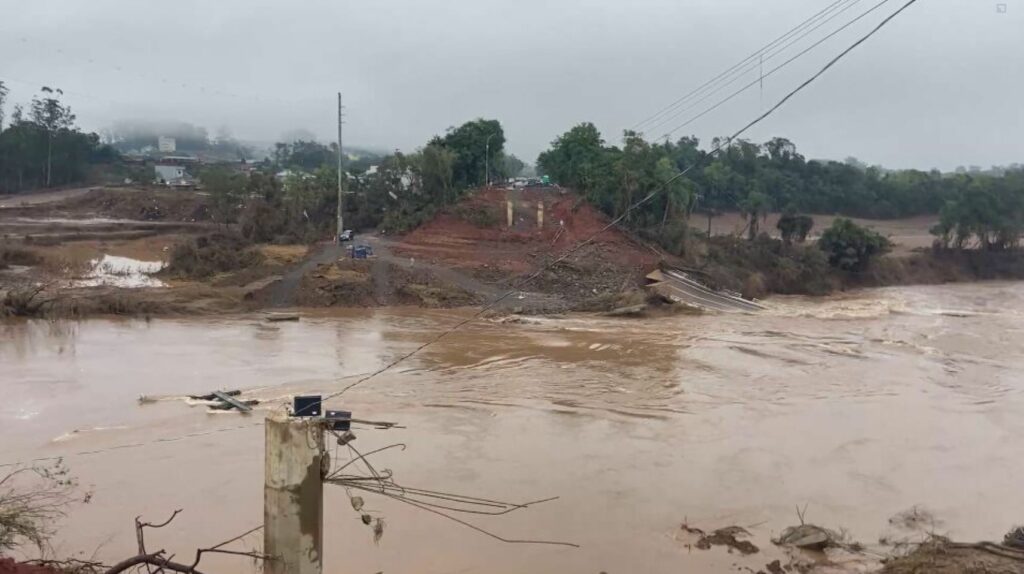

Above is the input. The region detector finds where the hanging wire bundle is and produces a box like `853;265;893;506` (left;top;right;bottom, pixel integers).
323;429;578;548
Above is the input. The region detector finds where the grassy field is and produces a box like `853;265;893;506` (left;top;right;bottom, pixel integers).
692;212;938;254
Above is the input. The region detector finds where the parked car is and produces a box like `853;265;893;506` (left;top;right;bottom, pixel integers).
338;229;354;241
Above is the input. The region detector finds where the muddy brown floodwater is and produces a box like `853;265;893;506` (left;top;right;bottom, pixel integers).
2;282;1024;573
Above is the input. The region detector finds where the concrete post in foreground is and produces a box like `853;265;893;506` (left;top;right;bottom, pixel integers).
537;201;544;228
507;200;514;227
265;413;324;574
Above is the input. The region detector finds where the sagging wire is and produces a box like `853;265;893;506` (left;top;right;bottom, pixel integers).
324;429;577;548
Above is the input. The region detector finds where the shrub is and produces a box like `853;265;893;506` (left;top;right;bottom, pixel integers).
165;233;265;279
454;204;499;228
702;235;832;295
818;218;891;271
239;199;290;243
777;213;814;244
0;460;90;553
0;245;42;269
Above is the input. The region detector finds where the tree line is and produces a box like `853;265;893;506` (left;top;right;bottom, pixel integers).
207;118;525;242
536;122;1024;253
0;83;118;193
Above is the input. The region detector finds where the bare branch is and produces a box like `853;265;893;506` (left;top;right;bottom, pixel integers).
188;524;266;572
140;509;183;530
103;551;206;574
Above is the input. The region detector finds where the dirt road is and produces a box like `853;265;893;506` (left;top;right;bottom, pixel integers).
364;234;568;311
264;242;347;307
0;187;95;208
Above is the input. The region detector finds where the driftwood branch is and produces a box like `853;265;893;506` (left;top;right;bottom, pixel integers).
134;509;181;574
188;524;268;571
112;511;267;574
104;551;206;574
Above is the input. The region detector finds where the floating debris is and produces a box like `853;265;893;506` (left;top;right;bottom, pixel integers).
679;523;759;555
76;254;165;288
1005;526;1024;550
773;524;833;551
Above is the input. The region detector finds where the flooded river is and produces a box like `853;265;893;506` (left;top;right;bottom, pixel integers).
2;282;1023;572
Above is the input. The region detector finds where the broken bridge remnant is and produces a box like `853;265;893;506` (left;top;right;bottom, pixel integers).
646;268;765;313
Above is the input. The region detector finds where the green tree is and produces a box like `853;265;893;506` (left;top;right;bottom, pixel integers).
818;218;891;271
29;87;76;187
739;189;772;240
433;118;504;188
777;211;814;244
655;157;692;229
419;143;456;206
203;167;245;225
930;174;1024;250
701;162;736;236
0;81;8;132
273;140;335;172
502;154;526;178
536;123;606;192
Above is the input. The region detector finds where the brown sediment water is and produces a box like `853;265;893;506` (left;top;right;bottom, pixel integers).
1;282;1023;573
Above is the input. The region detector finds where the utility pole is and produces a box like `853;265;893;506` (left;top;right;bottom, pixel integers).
264;413;324;574
485;133;495;187
336;92;344;242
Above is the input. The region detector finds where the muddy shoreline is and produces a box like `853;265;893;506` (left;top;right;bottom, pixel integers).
4;186;1024;321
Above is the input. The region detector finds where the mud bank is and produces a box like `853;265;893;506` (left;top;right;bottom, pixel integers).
4;186;1024;320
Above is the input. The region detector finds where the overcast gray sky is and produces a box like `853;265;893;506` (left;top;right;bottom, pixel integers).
1;0;1020;169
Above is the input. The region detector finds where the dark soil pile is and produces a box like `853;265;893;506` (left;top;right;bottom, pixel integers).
27;188;211;222
293;259;478;309
295;260;377;307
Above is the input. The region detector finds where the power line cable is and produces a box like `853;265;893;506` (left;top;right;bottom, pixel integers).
641;0;877;136
650;0;893;137
300;0;921;413
632;0;856;132
0;421;266;469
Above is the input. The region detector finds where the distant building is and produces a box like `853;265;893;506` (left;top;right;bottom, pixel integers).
158;136;177;153
154;164;193;187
